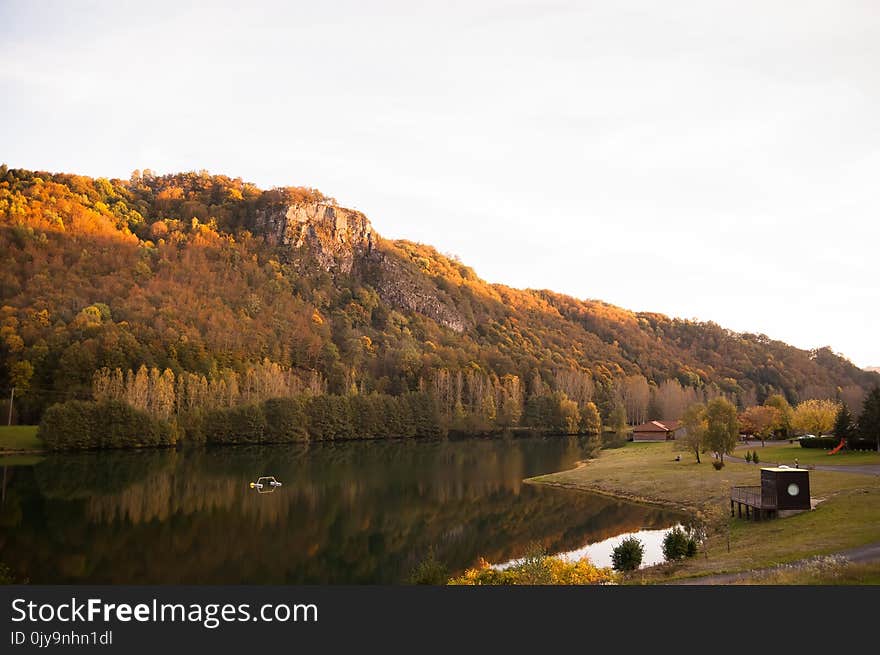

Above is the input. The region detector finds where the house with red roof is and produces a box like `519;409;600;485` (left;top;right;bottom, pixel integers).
631;420;682;442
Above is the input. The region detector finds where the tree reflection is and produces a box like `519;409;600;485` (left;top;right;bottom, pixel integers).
1;438;680;583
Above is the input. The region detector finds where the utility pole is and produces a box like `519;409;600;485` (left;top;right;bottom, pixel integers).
7;387;13;426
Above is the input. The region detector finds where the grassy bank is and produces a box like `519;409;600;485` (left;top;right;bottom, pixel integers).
734;442;880;467
0;425;41;451
731;559;880;585
527;441;880;583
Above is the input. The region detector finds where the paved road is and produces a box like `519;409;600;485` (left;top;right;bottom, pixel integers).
673;541;880;585
729;442;880;476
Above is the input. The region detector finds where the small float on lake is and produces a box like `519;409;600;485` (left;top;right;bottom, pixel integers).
249;476;283;493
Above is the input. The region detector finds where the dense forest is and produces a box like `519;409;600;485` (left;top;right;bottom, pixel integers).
1;165;876;442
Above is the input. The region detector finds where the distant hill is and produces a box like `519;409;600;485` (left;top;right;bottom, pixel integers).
1;165;877;424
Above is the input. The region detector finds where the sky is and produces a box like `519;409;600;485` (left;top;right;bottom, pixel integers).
2;1;878;367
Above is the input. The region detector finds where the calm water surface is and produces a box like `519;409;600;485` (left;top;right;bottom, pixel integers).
0;437;681;583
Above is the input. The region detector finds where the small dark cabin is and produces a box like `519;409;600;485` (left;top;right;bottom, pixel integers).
761;467;810;511
731;467;811;520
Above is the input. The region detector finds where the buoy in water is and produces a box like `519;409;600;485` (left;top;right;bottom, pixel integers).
249;476;281;493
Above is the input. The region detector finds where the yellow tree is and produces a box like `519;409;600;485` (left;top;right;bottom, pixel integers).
704;398;738;463
678;403;707;463
792;399;839;437
763;394;793;437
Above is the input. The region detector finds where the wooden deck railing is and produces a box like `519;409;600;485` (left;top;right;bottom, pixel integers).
730;485;776;509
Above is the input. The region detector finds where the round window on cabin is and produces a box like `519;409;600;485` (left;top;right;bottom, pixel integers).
787;483;799;497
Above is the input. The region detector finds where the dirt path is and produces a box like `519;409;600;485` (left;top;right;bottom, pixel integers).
673;541;880;585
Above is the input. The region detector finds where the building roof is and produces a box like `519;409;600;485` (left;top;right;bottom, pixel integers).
632;420;681;433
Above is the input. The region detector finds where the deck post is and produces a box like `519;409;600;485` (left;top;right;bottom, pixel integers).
737;503;742;518
730;499;734;517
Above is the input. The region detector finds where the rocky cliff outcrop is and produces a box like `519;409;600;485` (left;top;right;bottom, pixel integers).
254;201;468;332
255;202;374;274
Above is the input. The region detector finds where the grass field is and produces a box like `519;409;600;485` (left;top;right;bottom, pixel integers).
734;442;880;467
528;441;880;583
0;425;41;451
732;559;880;585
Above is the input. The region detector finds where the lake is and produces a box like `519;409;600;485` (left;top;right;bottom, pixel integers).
0;436;682;583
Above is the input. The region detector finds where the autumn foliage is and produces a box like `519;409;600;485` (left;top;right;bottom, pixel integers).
448;554;616;585
2;164;877;440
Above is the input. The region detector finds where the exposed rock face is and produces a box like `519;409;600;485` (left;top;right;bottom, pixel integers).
255;202;374;274
371;251;468;333
255;201;467;332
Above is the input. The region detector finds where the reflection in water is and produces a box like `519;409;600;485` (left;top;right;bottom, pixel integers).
559;526;681;568
496;526;681;571
0;437;682;583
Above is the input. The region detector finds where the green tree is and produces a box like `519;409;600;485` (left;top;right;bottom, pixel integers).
763;394;793;437
262;397;309;442
857;387;880;452
704;397;738;463
833;403;855;442
9;360;34;393
611;536;644;572
662;527;692;562
679;403;707;463
607;404;628;444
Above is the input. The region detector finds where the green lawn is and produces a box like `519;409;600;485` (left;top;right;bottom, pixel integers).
0;425;41;451
734;442;880;467
528;441;880;583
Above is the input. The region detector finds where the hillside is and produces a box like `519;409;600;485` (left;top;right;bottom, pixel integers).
1;165;876;427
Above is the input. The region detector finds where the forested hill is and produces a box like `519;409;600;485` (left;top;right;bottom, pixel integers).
1;165;876;425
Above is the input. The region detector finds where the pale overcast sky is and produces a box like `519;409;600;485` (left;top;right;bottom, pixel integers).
2;1;878;367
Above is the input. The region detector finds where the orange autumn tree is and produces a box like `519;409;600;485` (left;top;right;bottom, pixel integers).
739;405;782;446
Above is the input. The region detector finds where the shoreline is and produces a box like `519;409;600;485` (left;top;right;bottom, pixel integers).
525;473;694;514
525;442;880;584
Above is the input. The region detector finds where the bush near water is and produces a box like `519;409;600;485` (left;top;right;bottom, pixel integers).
38;400;176;450
38;392;458;449
448;555;616;585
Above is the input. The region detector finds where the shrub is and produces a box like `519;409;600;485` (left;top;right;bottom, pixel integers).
407;549;449;585
38;400;94;450
798;435;840;449
203;404;266;444
38;400;175;450
177;409;206;444
515;543;552;584
752;450;759;465
662;527;692;562
848;437;878;451
745;451;752;463
611;536;644;572
712;460;724;470
449;554;615;585
306;395;353;440
262;397;308;442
